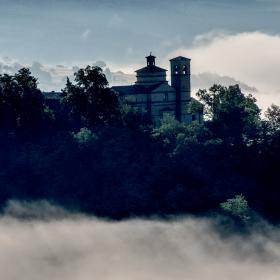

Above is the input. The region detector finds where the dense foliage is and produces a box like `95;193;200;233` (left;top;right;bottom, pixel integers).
61;66;120;128
0;67;279;222
0;68;46;130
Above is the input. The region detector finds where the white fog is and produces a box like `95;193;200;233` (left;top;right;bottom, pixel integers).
0;201;279;280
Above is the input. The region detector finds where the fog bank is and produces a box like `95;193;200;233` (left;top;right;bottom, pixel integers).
0;201;279;280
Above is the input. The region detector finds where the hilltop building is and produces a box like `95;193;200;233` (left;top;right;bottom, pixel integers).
44;54;203;126
112;54;203;126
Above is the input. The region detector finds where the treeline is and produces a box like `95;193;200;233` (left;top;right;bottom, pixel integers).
0;66;279;221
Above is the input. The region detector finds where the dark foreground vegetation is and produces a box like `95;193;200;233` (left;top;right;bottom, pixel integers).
0;66;279;222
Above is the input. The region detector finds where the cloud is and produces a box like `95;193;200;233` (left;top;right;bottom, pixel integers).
3;200;77;220
80;29;91;41
0;57;22;75
2;30;280;110
0;57;135;91
104;68;135;85
93;61;107;68
0;201;280;280
0;57;66;91
169;31;280;109
108;14;123;28
30;62;52;84
192;72;258;92
193;29;231;46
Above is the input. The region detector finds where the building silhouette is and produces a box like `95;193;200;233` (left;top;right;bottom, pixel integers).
112;54;203;125
44;54;203;126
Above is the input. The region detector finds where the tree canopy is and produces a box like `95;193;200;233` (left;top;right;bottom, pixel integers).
265;104;280;134
0;67;279;223
61;66;120;128
0;68;45;130
197;84;261;144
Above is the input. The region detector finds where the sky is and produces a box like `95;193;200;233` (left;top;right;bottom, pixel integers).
0;0;280;109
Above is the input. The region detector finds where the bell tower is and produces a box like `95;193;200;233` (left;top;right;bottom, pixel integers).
170;56;191;121
146;53;156;67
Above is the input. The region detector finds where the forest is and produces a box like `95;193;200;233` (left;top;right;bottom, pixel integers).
0;66;279;224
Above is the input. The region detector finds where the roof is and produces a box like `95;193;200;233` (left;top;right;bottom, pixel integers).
112;83;163;95
146;54;156;59
170;56;191;61
135;65;167;74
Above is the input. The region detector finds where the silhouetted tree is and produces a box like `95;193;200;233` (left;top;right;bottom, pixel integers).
152;113;209;154
0;68;45;130
0;71;280;223
61;66;120;128
197;84;261;145
265;104;280;135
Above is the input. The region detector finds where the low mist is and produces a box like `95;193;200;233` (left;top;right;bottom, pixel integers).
0;201;279;280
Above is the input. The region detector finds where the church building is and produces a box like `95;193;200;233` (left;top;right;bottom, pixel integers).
112;54;203;126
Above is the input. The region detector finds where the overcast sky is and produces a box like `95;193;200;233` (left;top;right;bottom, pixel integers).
0;0;280;108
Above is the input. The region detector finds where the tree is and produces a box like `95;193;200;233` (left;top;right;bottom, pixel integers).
15;68;45;128
72;127;98;146
0;73;19;128
119;103;150;128
187;98;204;116
61;66;120;127
197;84;261;144
220;194;250;222
152;113;209;154
265;104;280;134
0;68;45;130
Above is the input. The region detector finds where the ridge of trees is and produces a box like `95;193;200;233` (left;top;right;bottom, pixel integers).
0;66;279;222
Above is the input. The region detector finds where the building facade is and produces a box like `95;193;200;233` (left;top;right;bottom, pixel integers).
112;54;203;126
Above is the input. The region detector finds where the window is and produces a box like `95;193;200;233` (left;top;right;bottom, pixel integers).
164;92;168;101
192;114;196;121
